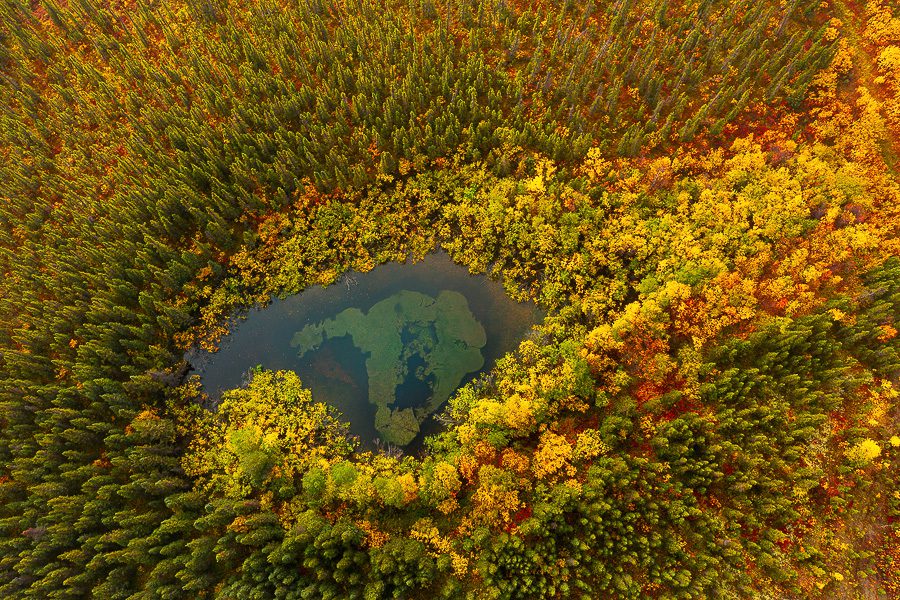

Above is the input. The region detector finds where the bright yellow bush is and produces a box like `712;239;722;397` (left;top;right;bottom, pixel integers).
847;438;882;464
533;431;574;480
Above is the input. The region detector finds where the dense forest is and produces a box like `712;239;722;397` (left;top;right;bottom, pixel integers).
1;0;899;597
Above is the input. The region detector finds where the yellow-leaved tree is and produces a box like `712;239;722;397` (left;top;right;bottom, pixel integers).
182;369;354;499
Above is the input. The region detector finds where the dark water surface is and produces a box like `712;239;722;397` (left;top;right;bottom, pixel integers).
186;252;542;451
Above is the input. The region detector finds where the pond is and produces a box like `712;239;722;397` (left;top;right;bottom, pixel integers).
186;252;543;451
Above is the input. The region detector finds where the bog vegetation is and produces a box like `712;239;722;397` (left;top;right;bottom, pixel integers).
1;0;899;598
292;289;488;446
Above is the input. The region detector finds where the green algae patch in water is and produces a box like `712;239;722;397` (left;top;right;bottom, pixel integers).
291;290;486;445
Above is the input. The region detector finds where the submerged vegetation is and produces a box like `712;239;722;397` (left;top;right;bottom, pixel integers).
1;0;899;598
292;289;487;445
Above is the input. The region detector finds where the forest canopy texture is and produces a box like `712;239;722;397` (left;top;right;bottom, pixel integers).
1;0;900;598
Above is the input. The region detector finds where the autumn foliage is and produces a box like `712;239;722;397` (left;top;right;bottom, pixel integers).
1;0;899;598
